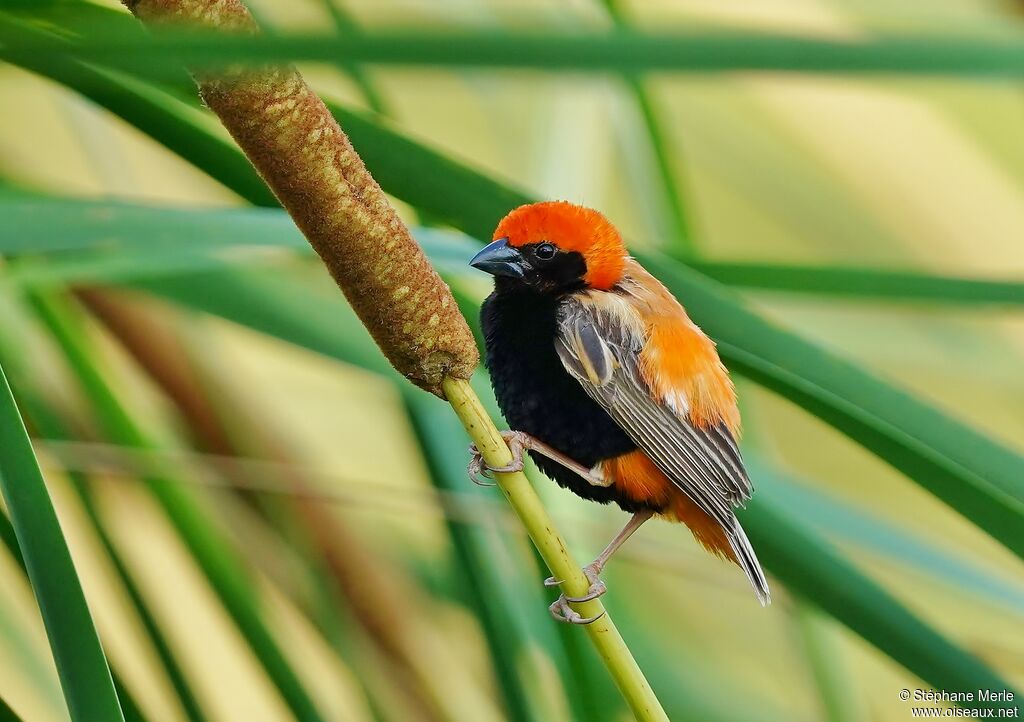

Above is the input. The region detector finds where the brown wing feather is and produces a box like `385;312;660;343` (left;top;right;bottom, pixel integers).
555;292;749;524
555;290;770;604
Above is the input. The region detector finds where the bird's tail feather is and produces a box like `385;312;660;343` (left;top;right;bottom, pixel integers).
728;522;771;606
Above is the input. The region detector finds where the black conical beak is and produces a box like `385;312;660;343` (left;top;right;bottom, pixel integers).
469;238;527;279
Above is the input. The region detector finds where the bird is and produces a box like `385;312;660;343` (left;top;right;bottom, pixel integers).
468;200;769;624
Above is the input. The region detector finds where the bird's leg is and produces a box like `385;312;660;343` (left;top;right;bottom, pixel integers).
467;430;611;487
547;509;654;624
580;508;654;585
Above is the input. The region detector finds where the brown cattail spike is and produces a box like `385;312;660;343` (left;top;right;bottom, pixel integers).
123;0;479;397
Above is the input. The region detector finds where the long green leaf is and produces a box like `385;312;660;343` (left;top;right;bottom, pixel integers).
4;193;1024;308
315;0;389;116
690;262;1024;307
0;506;149;722
9;26;1024;78
0;365;124;722
753;464;1024;609
0;194;300;255
0;16;524;240
0;694;24;722
791;604;862;722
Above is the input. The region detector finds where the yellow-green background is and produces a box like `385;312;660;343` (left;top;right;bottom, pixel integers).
0;0;1022;720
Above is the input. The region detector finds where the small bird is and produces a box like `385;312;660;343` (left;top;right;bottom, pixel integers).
469;201;769;623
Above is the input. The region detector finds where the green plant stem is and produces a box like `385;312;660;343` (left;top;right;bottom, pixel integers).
405;392;557;722
442;377;669;722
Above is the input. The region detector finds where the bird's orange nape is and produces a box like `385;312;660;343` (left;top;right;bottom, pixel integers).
494;201;626;289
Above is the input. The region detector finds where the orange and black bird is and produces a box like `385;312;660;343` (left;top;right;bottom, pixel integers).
469;201;769;623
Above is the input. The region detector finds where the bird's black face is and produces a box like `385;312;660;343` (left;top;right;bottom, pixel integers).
470;237;587;295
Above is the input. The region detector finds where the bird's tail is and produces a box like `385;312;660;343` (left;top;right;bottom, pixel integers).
728;522;771;606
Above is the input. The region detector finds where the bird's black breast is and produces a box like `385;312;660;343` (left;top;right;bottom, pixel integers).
481;288;637;506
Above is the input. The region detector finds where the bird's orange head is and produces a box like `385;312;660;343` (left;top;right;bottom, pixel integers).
470;201;627;292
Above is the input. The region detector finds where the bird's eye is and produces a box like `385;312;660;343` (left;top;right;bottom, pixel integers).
535;242;556;260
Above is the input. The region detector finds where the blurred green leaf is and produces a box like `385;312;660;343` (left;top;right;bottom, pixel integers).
5;193;1023;306
25;290;327;722
111;677;148;722
0;194;301;255
8;25;1024;78
621;622;807;722
690;262;1024;307
742;498;1017;714
0;15;526;241
0;502;150;722
0;508;23;570
3;376;208;722
0;14;275;207
0;694;24;722
752;463;1024;609
0;364;124;722
791;603;861;722
315;0;389;116
599;0;696;255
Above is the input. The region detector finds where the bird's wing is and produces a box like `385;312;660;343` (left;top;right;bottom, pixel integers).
554;281;751;529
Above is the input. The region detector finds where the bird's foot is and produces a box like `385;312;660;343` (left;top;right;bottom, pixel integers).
467;431;528;486
548;596;604;625
545;564;607;624
544;563;607;601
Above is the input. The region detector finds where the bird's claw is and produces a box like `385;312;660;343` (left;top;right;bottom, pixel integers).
466;432;527;487
467;444;497;486
549;596;605;625
546;564;607;623
565;564;607;603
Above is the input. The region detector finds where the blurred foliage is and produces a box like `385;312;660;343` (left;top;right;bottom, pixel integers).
0;1;1022;721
